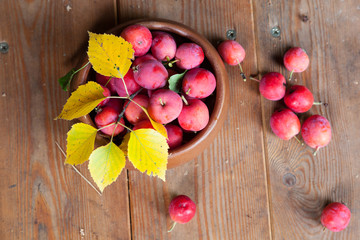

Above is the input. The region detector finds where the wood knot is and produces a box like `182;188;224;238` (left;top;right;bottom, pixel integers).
283;173;296;187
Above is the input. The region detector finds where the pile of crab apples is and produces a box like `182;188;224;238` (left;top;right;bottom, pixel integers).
93;24;217;150
218;43;331;156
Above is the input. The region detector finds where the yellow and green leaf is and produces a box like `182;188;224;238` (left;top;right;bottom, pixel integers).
87;32;134;78
56;81;106;120
65;123;97;165
88;142;126;192
128;129;169;181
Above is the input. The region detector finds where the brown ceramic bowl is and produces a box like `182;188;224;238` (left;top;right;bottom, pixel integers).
71;19;229;169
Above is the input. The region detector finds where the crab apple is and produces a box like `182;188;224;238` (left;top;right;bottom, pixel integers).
120;24;152;57
284;47;310;81
114;69;141;97
175;43;204;70
178;99;209;132
124;94;149;125
301;115;331;155
259;72;286;101
182;68;216;99
95;73;117;94
284;85;314;113
97;85;111;107
321;202;351;232
104;98;123;113
148;89;183;124
133;59;168;90
165;124;183;149
132;54;156;67
151;31;177;61
94;106;125;136
270;109;300;140
132;119;154;131
217;40;246;81
168;195;196;232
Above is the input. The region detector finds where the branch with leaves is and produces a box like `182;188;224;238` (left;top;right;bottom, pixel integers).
56;32;170;193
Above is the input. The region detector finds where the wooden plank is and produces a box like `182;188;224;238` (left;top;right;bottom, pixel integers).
253;0;360;239
0;1;131;239
117;0;271;239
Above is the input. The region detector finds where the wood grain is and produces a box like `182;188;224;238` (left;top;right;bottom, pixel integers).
252;0;360;239
117;0;271;239
0;1;131;239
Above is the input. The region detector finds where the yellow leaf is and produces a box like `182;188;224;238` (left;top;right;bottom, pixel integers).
119;132;130;156
87;32;134;78
65;123;97;165
138;105;168;139
88;142;126;192
56;81;106;120
128;129;169;181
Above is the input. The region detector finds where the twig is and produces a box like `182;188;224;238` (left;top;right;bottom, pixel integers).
55;141;102;196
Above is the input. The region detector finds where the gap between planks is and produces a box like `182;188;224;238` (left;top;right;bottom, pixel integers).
250;0;274;239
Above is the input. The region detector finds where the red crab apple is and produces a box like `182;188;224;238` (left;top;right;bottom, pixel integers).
283;47;310;81
124;94;149;125
132;54;156;67
217;40;246;81
95;73;117;94
301;115;332;155
94;106;125;136
133;59;168;90
270;109;301;141
103;98;123;113
165;124;183;149
252;72;286;101
284;85;315;113
148;89;183;124
182;68;216;99
132;119;154;131
321;202;351;232
97;85;111;107
120;24;152;57
168;195;196;232
175;43;204;70
151;31;177;61
113;69;141;97
178;98;209;132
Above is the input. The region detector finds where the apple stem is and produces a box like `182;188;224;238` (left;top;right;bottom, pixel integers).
186;88;191;95
181;95;189;106
166;59;179;68
238;62;247;82
294;136;304;146
288;70;294;81
249;77;260;83
159;97;165;106
313;101;323;105
167;222;177;233
313;146;320;156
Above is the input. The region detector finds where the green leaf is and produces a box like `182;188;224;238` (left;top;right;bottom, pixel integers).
88;142;126;192
168;70;187;93
65;123;97;165
58;68;76;91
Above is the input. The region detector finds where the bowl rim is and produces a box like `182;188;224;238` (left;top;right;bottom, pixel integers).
71;18;230;169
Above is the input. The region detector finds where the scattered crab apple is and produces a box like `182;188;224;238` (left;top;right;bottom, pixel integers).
168;195;196;232
283;47;310;81
270;109;301;141
217;40;246;81
321;202;351;232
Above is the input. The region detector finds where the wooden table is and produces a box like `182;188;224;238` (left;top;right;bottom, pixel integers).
1;0;359;239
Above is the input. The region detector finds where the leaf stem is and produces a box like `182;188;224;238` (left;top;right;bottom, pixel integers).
108;96;128;99
97;122;116;132
104;76;113;87
55;141;102;196
167;222;177;232
74;61;90;75
117;88;143;123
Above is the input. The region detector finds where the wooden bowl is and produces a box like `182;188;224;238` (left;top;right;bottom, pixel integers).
71;19;229;169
